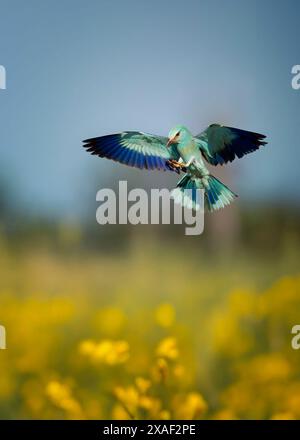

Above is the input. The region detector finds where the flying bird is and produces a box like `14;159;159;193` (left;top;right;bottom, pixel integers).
83;124;267;211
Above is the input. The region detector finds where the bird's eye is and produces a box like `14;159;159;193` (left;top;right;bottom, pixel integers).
176;131;180;137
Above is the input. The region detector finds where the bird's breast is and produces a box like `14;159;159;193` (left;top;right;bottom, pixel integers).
177;141;200;162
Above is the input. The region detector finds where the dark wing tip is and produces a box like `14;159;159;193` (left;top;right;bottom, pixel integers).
229;127;268;148
83;134;114;145
252;132;268;147
83;139;98;155
83;137;95;144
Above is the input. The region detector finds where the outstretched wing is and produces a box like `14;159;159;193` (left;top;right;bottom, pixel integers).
83;131;180;172
195;124;267;166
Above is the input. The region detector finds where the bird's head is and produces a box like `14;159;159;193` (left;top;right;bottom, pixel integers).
167;125;191;147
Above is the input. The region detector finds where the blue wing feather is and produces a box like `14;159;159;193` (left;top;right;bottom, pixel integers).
83;131;180;172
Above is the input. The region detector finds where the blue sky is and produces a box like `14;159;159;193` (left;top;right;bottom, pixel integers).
0;0;299;217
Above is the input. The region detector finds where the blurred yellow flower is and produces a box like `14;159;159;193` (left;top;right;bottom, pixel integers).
156;337;178;360
139;395;161;413
114;386;139;419
135;377;151;394
174;392;207;420
159;410;171;420
112;404;131;420
46;381;82;418
79;339;129;365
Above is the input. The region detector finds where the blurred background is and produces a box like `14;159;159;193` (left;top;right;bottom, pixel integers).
0;0;300;420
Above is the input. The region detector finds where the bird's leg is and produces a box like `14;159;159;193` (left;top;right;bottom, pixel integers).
168;159;183;168
167;159;187;171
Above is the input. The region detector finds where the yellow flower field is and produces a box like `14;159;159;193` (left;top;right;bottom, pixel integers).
0;235;299;420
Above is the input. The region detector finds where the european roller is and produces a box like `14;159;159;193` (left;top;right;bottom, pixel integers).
83;124;267;211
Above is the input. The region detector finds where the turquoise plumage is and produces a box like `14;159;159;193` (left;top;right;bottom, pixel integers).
83;124;267;212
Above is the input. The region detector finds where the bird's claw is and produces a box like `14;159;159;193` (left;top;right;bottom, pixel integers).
167;160;187;173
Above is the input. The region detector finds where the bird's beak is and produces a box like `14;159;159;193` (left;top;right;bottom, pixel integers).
166;137;173;147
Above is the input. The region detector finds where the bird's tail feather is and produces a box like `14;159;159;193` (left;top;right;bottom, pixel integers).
171;174;237;212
